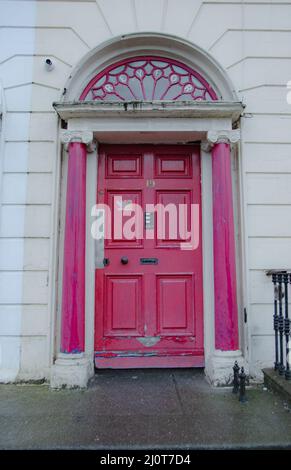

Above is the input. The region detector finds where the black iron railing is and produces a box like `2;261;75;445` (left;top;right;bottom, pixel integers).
267;270;291;380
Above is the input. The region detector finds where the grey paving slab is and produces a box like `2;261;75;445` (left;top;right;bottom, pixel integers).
0;369;291;449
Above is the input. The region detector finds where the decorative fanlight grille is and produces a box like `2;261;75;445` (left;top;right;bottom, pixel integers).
80;56;217;102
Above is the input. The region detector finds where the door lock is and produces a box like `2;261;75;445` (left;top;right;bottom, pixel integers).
103;258;110;267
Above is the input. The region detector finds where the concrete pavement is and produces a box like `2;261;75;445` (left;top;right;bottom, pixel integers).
1;369;291;449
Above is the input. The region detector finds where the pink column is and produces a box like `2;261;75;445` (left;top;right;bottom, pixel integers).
210;131;240;351
60;131;92;354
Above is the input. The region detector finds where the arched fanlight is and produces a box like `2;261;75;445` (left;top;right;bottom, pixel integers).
80;56;217;102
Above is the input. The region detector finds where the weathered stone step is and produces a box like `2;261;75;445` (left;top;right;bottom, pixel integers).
263;368;291;405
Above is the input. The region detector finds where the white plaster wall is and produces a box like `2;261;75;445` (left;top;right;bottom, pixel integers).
1;0;290;381
0;1;39;381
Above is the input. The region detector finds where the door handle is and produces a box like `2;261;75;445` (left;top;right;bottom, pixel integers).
121;256;128;265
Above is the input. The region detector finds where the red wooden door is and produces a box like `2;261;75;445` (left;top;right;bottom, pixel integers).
95;145;204;368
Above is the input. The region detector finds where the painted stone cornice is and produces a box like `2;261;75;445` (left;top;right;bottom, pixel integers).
53;101;244;122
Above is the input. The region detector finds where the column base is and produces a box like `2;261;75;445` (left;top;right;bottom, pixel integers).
50;353;93;389
205;350;246;386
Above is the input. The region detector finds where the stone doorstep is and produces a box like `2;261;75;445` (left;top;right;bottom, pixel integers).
263;368;291;405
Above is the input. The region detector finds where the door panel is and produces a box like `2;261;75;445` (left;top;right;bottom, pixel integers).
157;275;194;335
95;145;204;368
155;153;192;178
155;190;192;246
106;153;143;178
106;190;143;248
104;275;143;336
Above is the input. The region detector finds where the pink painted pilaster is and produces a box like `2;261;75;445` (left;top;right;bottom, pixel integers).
60;131;93;354
209;130;240;351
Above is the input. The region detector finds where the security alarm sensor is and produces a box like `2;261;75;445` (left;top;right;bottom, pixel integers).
45;58;54;71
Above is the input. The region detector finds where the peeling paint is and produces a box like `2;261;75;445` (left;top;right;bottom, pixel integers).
94;350;197;358
137;336;161;347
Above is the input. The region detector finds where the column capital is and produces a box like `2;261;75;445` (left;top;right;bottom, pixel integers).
60;130;95;152
201;129;240;152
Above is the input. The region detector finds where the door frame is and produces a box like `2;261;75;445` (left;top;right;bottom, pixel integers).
53;100;245;385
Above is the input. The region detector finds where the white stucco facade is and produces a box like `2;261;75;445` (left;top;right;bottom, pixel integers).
0;0;290;384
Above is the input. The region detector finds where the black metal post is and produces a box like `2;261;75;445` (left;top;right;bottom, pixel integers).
272;273;279;370
284;273;291;380
278;273;285;375
239;367;247;403
232;361;240;394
